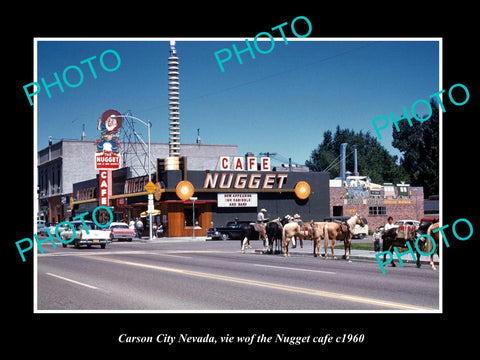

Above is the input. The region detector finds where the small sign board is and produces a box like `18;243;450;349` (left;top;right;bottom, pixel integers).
95;151;121;170
144;181;156;194
217;193;258;207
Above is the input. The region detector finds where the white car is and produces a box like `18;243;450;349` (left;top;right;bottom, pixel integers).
394;219;420;229
61;220;111;249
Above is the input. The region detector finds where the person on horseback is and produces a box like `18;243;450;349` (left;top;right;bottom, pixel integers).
256;209;270;240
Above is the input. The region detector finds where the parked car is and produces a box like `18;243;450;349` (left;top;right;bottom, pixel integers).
46;222;57;235
323;216;369;239
60;220;111;248
207;221;258;240
37;219;47;235
394;219;420;230
46;222;69;238
109;222;135;242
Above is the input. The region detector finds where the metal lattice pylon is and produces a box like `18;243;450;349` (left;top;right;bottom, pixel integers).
120;110;155;177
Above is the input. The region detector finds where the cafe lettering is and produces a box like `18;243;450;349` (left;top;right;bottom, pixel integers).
203;155;288;189
219;156;271;171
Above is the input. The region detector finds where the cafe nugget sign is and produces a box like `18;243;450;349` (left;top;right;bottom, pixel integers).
202;156;312;200
95;109;122;207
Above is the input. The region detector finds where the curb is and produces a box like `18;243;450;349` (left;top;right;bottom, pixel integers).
253;248;439;265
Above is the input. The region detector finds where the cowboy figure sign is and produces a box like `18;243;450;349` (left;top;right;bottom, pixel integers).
96;109;122;153
95;109;122;170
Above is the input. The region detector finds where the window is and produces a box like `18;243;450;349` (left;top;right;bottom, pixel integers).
369;206;386;215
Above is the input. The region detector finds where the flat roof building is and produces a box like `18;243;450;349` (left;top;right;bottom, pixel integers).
37;139;237;223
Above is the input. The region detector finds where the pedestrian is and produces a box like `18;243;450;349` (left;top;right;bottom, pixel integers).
293;214;303;248
135;217;143;238
372;227;382;254
384;216;395;231
156;223;164;237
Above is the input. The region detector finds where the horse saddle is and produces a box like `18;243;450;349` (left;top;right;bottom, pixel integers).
396;224;415;239
301;221;315;238
333;220;349;235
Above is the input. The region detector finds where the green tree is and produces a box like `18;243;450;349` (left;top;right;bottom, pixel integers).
391;100;439;198
306;126;409;184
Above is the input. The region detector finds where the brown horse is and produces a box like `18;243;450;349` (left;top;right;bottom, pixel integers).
323;214;365;260
282;220;321;257
313;222;328;256
423;222;440;270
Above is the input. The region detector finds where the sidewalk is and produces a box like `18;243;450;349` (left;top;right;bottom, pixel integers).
279;242;440;265
134;236;208;243
132;236;439;265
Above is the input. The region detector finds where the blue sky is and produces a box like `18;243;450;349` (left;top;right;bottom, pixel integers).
36;39;439;168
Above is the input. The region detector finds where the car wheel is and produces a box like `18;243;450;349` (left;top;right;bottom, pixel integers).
74;239;80;248
101;244;106;249
221;233;229;241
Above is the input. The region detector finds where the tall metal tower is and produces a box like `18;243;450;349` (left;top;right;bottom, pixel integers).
120;110;155;177
168;40;180;157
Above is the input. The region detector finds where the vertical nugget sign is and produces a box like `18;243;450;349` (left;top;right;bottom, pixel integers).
95;109;122;207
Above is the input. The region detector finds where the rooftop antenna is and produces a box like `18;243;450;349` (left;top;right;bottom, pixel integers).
196;128;201;144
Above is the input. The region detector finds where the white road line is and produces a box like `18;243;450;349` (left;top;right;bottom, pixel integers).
148;253;192;259
45;273;98;290
254;263;336;275
37;250;226;257
85;256;436;311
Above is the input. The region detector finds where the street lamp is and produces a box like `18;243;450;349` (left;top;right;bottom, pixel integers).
112;114;153;241
190;197;198;239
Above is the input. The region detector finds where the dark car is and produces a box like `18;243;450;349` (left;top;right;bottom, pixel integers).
207;221;258;240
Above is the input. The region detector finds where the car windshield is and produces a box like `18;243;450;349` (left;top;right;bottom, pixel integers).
111;224;128;229
75;222;97;231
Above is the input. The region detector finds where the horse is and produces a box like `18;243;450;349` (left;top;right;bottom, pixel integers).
415;222;440;270
313;222;328;256
323;214;365;260
240;221;270;254
382;224;425;269
282;220;322;257
265;218;285;254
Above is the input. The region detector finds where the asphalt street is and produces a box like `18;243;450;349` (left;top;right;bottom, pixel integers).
36;237;440;312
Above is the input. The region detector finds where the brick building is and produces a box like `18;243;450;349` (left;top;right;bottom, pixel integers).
329;178;424;232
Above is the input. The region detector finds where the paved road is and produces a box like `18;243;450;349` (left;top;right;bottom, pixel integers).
36;238;439;311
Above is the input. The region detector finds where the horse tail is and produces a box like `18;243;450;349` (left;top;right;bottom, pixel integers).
324;223;329;242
